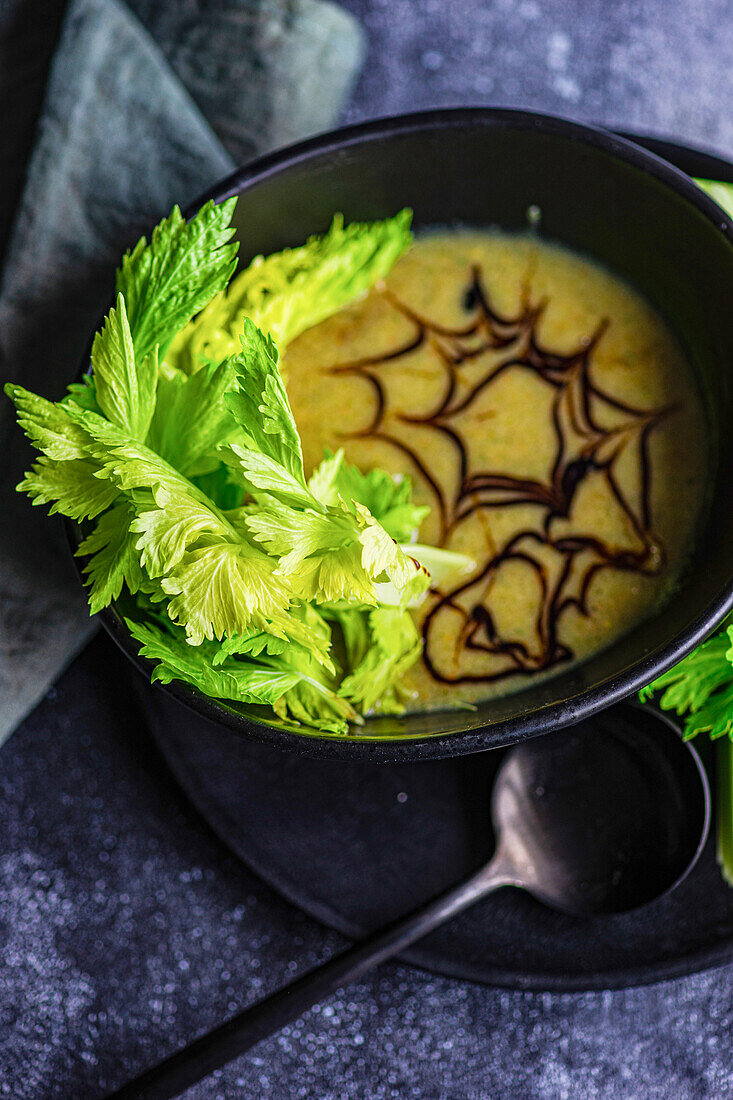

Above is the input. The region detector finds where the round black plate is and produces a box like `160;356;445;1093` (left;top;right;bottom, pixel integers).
139;680;733;991
142;131;733;991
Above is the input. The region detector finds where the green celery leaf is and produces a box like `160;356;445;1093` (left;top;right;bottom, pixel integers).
5;383;92;461
126;617;302;705
326;602;371;669
63;404;234;563
92;295;157;440
159;539;291;645
116;199;238;360
245;498;357;565
356;504;430;606
639;627;733;717
246;495;430;608
76;500;145;612
284;539;377;606
6;382;120;522
225;442;314;509
696;178;733;218
146;358;238;477
308;449;429;542
165;209;413;373
18;457;117;520
212;630;289;663
270;635;356;733
130;485;230;578
63;376;101;413
191;465;245;511
213;602;335;673
274;678;353;735
337;606;422;715
64;404;295;644
224;320;305;485
677;682;733;741
126;617;354;733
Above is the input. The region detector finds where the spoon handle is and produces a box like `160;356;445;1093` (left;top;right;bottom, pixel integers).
105;860;513;1100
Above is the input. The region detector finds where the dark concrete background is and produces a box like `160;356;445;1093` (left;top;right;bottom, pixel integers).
2;2;733;1098
339;0;733;156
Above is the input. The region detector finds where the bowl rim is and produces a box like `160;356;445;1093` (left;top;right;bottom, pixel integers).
74;105;733;761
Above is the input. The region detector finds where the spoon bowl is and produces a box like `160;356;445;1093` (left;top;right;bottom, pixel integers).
491;706;711;916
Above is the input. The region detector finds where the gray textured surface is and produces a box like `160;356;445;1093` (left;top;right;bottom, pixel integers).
2;637;732;1100
2;1;733;1098
339;0;733;157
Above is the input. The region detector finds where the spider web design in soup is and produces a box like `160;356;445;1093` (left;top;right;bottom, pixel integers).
283;232;708;711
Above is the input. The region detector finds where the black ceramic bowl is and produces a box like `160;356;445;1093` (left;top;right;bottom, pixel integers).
80;108;733;759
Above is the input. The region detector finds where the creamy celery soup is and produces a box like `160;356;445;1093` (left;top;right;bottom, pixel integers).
283;231;708;711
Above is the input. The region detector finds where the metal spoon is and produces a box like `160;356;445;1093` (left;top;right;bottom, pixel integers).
106;704;710;1100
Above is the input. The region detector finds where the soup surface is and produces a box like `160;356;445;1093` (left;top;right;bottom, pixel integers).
283;231;707;711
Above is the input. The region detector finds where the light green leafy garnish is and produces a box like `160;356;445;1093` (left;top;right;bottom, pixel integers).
6;198;472;736
92;296;158;440
696;177;733;218
17;453;118;521
641;619;733;885
222;321;309;504
308;448;429;542
165;209;413;374
126;615;356;734
116;199;239;361
145;359;238;478
76;501;145;613
639;626;733;738
334;606;423;716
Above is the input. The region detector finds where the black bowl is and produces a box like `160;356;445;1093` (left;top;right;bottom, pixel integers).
79;108;733;760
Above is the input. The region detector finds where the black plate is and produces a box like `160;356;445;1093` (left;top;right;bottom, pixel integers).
140;131;733;991
140;679;733;992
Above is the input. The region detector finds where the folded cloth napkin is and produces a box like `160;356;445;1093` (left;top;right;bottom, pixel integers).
0;0;363;744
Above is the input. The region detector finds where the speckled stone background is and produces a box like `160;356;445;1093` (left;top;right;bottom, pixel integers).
3;2;733;1098
340;0;733;154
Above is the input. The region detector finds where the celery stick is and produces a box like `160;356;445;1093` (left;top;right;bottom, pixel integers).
717;737;733;885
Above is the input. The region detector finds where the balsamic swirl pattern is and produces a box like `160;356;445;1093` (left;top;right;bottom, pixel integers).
327;267;672;686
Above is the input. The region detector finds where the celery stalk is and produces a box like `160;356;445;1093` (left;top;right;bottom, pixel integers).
718;737;733;886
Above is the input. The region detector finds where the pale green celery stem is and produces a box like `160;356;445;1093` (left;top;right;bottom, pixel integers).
717;738;733;886
301;672;360;723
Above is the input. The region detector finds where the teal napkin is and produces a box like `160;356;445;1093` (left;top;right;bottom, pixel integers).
0;0;363;743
